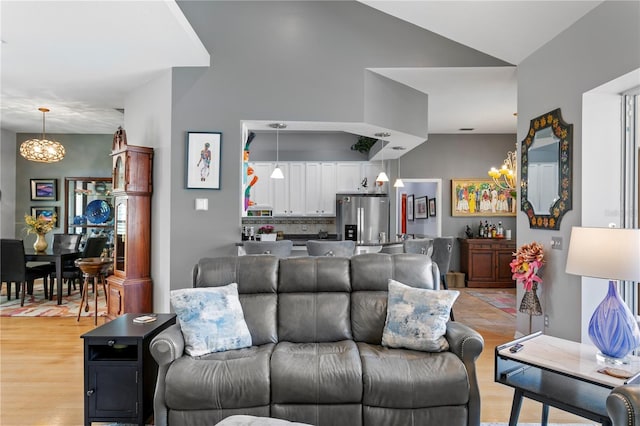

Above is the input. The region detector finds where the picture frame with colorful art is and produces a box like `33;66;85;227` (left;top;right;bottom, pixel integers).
30;178;57;201
186;131;222;189
415;196;428;219
31;206;59;228
451;178;516;217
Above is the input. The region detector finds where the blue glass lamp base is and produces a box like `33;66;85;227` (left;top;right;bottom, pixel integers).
595;350;633;365
588;280;640;362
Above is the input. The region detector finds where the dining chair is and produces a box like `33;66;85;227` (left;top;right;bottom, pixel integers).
432;236;455;320
403;238;434;257
306;240;356;257
243;240;293;258
48;236;108;298
1;239;51;306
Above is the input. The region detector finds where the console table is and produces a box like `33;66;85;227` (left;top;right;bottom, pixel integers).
495;332;640;425
81;313;176;425
459;238;515;287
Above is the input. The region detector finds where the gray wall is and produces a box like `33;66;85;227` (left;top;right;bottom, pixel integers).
1;129;17;238
248;132;367;162
392;133;518;271
165;0;508;298
13;133;112;247
516;1;640;341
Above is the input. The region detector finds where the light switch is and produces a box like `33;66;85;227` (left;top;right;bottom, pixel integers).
195;198;209;211
551;236;562;250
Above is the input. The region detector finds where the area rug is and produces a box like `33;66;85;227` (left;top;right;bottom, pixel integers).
0;281;107;317
467;289;517;316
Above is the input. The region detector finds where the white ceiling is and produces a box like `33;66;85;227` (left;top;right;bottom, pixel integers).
1;1;603;143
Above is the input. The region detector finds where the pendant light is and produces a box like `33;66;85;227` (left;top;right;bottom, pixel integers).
394;157;405;188
20;108;65;163
374;133;389;182
269;123;286;179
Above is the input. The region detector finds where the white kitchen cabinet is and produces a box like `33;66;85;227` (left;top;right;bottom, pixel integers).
305;162;336;215
248;162;274;209
273;162;306;215
336;163;363;193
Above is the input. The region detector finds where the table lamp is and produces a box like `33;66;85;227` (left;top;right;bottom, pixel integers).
565;226;640;363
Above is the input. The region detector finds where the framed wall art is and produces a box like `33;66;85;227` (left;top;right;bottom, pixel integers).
415;196;428;219
30;178;57;201
407;194;414;221
186;131;222;189
451;178;516;217
428;197;437;217
31;206;59;227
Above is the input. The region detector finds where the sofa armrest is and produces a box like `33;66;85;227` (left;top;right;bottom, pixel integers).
150;324;185;366
150;324;185;426
607;384;640;426
446;321;484;426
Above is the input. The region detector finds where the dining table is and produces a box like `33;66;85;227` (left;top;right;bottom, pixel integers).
24;247;82;305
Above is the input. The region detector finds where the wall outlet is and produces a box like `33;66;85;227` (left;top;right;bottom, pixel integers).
544;315;549;327
551;237;562;250
302;224;308;231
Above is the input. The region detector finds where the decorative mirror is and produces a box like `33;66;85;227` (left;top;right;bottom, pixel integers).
521;108;572;230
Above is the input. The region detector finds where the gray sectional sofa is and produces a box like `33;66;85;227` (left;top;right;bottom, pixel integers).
150;253;484;426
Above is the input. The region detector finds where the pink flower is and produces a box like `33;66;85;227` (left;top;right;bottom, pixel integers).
510;242;545;291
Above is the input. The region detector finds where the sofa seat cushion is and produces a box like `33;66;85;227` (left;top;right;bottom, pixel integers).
271;340;362;404
358;342;469;408
165;344;274;410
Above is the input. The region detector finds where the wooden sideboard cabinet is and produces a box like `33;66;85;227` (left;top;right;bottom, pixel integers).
460;238;516;288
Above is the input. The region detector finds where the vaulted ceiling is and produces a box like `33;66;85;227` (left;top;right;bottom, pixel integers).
0;1;602;135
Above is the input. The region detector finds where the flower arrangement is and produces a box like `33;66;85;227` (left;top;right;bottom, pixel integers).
510;241;545;292
24;213;57;235
258;225;274;234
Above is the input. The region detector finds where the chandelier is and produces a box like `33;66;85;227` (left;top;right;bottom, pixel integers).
20;108;65;163
488;147;517;191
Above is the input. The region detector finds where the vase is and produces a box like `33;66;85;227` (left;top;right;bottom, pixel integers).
588;280;640;360
259;233;277;241
33;233;48;252
519;282;542;316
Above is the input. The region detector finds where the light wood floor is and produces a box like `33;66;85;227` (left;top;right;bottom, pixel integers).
0;288;592;426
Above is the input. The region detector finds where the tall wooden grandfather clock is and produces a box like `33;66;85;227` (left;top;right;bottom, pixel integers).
107;127;154;319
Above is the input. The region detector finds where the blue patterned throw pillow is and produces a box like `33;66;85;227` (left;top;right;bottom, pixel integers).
170;284;252;356
382;279;459;352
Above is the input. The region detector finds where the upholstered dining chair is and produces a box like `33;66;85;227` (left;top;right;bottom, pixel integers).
1;239;50;305
243;240;293;258
306;240;356;257
403;238;434;257
432;236;455;320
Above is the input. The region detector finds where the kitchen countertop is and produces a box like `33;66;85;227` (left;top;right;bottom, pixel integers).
236;238;404;247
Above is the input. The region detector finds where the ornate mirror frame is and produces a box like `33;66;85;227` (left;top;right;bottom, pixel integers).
521;108;573;230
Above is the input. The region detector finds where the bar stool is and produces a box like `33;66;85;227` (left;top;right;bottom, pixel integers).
75;257;111;325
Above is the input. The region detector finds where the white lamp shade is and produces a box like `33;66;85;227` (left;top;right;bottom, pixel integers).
375;172;389;182
393;178;404;187
270;166;284;179
565;226;640;282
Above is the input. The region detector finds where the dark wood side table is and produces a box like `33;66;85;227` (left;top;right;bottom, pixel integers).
495;332;640;426
81;313;176;426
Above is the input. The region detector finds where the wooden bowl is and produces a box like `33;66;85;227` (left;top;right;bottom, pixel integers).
75;257;113;275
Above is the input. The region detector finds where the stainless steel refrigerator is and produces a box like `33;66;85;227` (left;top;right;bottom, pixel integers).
336;194;389;244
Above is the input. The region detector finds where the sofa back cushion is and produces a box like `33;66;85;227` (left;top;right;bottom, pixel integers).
278;257;352;343
350;253;439;344
192;256;279;345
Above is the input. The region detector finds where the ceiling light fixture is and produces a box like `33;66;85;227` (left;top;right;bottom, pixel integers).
488;144;517;190
375;138;389;183
393;156;404;188
374;132;391;138
269;122;286;179
20;108;65;163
